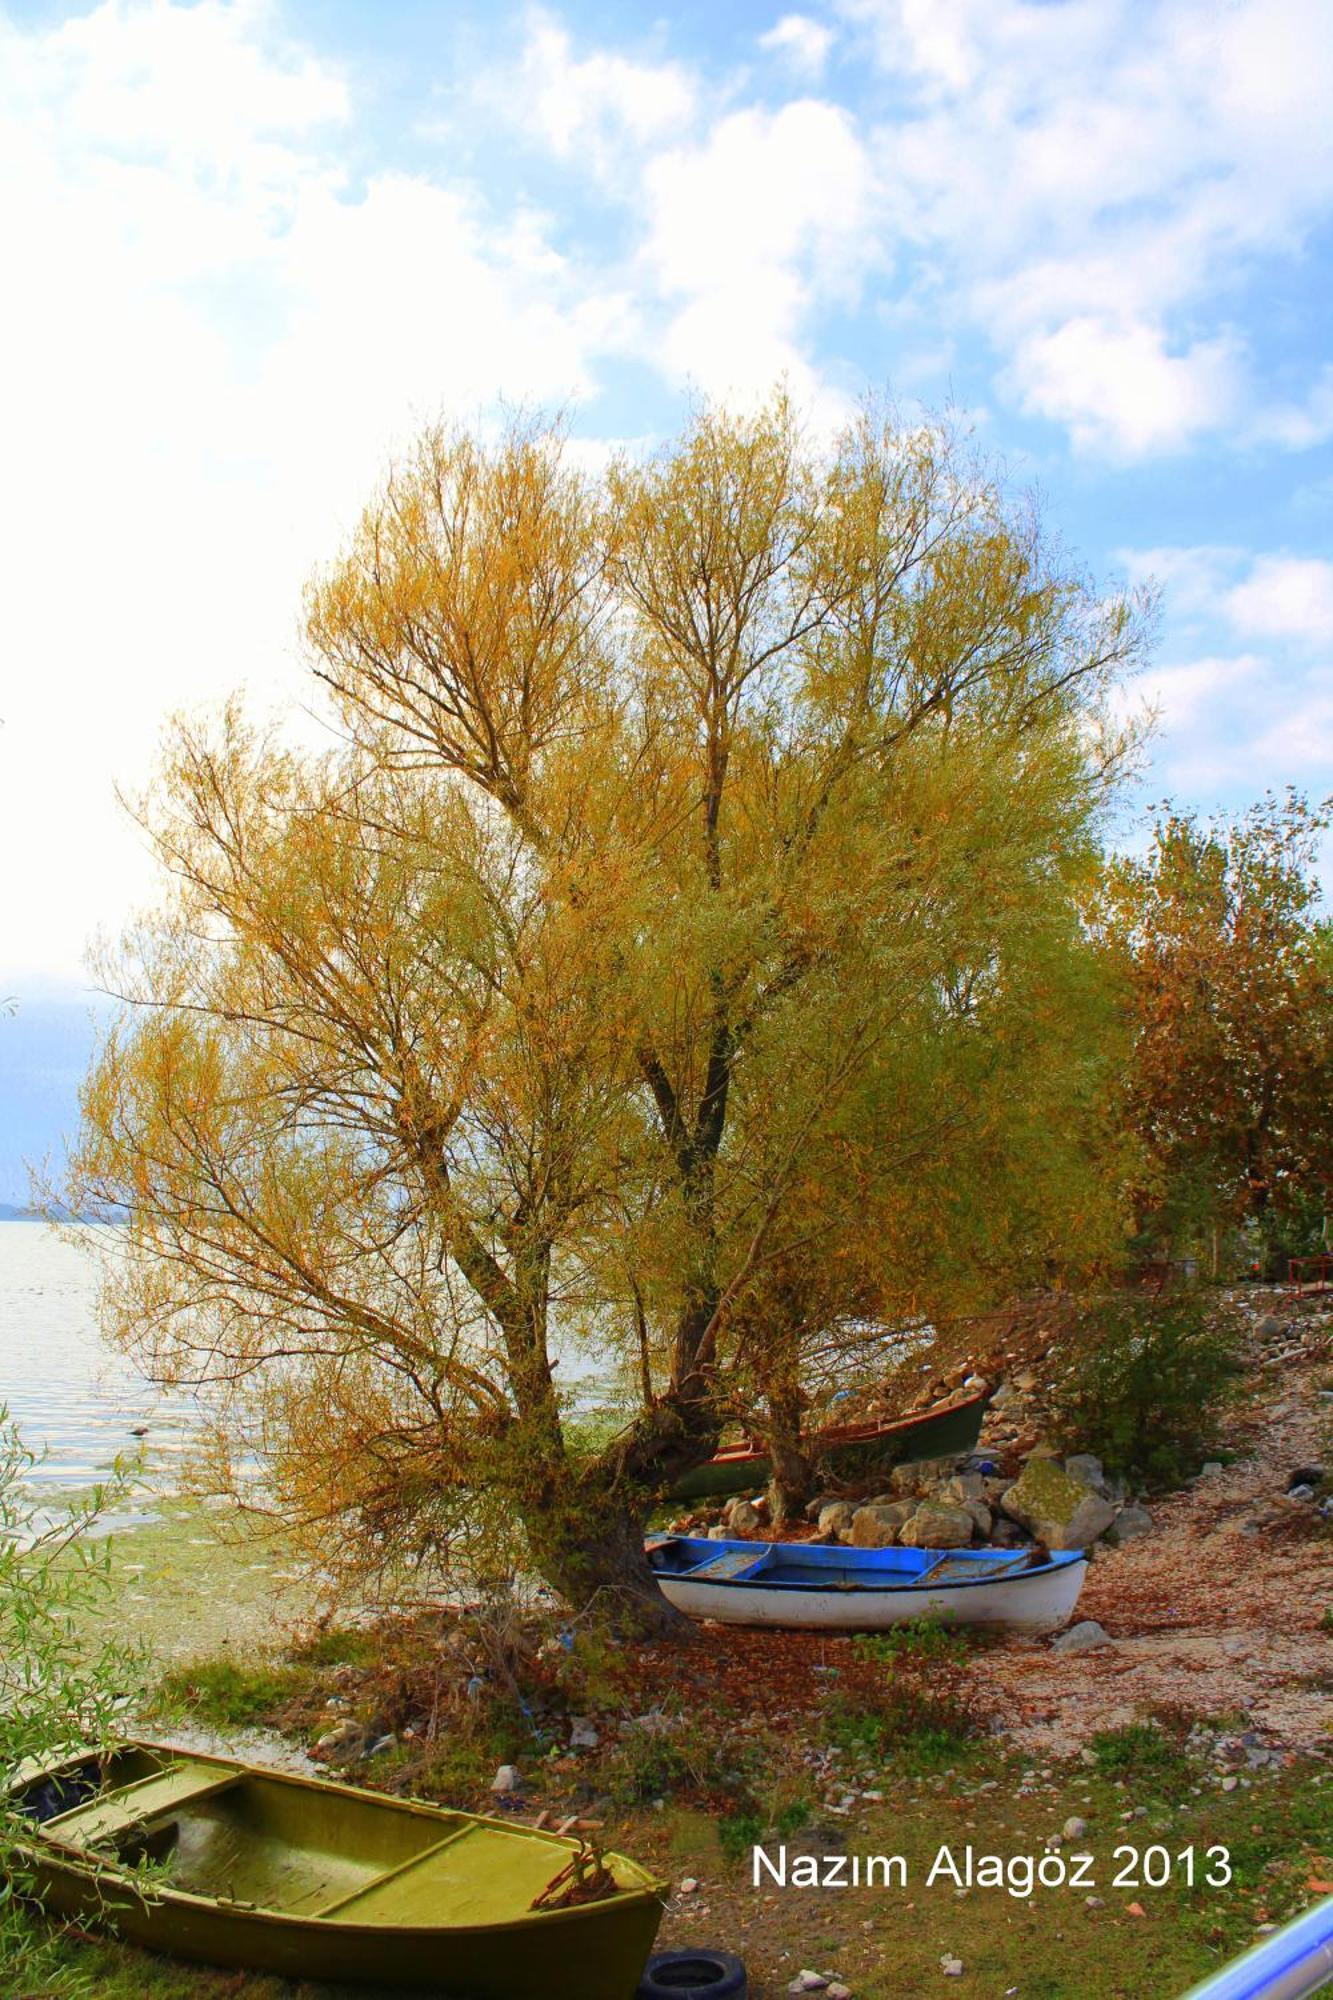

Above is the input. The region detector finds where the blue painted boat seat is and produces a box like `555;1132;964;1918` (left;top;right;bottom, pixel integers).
685;1545;770;1580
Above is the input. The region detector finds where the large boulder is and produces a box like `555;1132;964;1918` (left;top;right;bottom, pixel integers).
1000;1456;1117;1550
816;1500;856;1538
849;1502;915;1547
889;1455;958;1499
898;1503;975;1549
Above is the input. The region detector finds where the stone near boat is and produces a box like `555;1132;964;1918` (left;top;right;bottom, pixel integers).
1000;1456;1118;1550
888;1454;957;1498
896;1502;974;1549
1051;1618;1111;1652
848;1503;909;1548
942;1471;987;1504
314;1720;367;1762
1112;1503;1154;1541
725;1498;763;1534
816;1500;856;1537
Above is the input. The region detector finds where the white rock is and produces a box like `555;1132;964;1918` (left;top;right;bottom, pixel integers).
1051;1619;1111;1653
679;1876;700;1894
568;1717;599;1750
490;1764;522;1793
1063;1816;1089;1839
941;1956;965;1976
792;1974;829;1993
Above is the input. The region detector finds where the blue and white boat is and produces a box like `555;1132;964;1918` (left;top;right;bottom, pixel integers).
647;1536;1088;1634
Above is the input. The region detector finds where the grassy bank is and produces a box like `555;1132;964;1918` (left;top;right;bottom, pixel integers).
12;1597;1332;2000
12;1716;1330;1999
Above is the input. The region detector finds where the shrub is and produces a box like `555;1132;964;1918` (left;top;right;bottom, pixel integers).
0;1410;146;1991
1049;1295;1244;1488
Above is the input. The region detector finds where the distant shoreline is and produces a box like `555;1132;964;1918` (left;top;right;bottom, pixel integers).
0;1205;123;1224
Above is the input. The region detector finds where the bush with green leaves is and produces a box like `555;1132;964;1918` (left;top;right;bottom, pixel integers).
0;1410;145;1990
1049;1295;1244;1489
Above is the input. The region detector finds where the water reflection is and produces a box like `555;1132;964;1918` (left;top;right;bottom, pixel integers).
0;1221;197;1497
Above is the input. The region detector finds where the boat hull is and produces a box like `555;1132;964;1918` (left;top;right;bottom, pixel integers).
25;1856;661;1997
648;1537;1087;1634
12;1743;664;2000
667;1390;991;1502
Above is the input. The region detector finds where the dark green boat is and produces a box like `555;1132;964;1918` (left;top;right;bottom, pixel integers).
9;1741;665;1998
668;1387;992;1502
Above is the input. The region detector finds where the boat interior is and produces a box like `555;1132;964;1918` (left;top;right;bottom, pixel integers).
647;1537;1055;1588
15;1749;603;1926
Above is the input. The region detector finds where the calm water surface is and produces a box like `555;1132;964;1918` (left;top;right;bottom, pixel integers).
0;1221;197;1493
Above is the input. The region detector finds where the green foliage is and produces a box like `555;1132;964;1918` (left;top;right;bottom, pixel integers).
852;1617;974;1669
717;1811;764;1862
821;1683;978;1771
1049;1295;1244;1488
151;1657;306;1729
1087;1720;1191;1794
0;1411;146;1992
289;1626;382;1671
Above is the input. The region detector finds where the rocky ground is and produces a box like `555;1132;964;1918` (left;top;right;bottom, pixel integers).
667;1289;1333;1764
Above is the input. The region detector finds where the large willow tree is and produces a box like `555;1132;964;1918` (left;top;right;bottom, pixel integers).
71;397;1143;1630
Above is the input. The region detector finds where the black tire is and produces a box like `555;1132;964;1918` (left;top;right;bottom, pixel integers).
636;1947;748;1999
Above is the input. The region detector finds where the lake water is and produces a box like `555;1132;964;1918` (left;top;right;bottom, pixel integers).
0;1222;621;1512
0;1221;197;1497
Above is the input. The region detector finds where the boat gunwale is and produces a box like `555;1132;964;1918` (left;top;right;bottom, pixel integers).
647;1538;1087;1593
11;1742;667;1937
696;1387;992;1470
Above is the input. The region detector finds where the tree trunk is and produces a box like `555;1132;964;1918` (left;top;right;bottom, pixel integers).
522;1477;692;1641
758;1336;813;1528
766;1434;815;1528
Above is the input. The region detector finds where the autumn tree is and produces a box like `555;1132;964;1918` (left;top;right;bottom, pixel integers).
70;397;1143;1631
1103;790;1333;1265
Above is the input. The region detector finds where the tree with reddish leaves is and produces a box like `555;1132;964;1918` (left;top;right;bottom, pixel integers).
1104;790;1333;1264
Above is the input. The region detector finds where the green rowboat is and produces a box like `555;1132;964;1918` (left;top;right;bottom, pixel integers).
668;1387;992;1502
9;1741;665;1997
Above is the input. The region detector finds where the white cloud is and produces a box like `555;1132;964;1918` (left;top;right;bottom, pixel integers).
1224;557;1333;644
642;100;874;410
1006;318;1242;458
758;14;835;78
1123;654;1265;733
839;0;1333;456
1250;367;1333;451
517;11;695;169
0;0;631;989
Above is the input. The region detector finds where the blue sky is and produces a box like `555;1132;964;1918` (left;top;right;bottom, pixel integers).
0;0;1331;1195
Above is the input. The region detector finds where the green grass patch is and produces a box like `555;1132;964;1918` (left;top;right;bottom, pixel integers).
150;1656;307;1729
1088;1720;1193;1796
